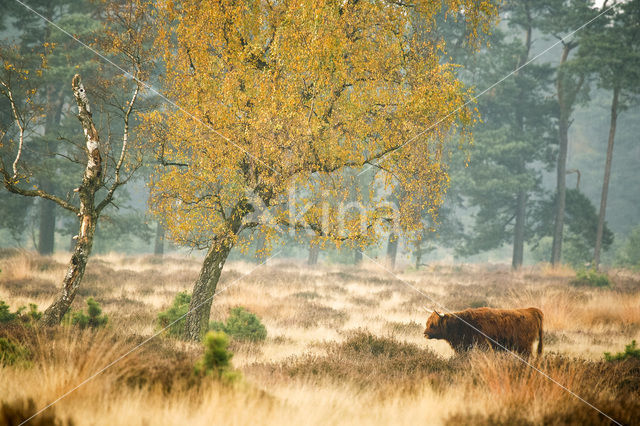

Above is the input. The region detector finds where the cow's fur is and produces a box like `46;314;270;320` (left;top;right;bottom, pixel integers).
423;307;543;357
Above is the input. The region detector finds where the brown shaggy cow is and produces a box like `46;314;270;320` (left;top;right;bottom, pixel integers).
423;307;543;357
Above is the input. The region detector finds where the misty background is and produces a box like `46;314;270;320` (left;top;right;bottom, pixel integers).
1;0;639;270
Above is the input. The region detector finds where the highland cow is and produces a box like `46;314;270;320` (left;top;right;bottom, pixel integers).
423;307;543;357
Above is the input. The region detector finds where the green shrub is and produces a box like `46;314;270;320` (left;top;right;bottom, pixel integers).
157;292;191;337
0;301;16;323
605;340;640;361
209;307;267;342
27;304;41;322
0;301;41;324
194;331;240;383
0;337;29;366
16;304;42;322
570;269;611;287
71;298;108;329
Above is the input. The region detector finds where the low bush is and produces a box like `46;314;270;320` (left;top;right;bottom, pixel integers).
605;340;640;361
157;292;191;337
16;304;42;322
570;269;611;288
0;300;16;323
0;300;42;324
194;331;240;384
70;298;108;329
210;307;267;342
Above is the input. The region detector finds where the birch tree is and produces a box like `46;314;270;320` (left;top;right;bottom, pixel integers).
0;0;153;325
146;0;497;340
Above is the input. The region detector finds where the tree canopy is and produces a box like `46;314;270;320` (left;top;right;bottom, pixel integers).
147;0;497;252
144;0;497;338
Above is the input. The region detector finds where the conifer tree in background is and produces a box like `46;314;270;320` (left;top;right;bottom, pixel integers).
539;0;600;266
578;0;640;269
0;0;96;253
457;1;555;268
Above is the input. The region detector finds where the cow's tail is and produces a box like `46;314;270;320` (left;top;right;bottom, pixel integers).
536;309;544;357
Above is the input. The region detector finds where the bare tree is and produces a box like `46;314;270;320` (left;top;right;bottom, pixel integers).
0;0;153;324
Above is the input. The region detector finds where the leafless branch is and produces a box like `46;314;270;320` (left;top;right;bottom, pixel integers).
0;80;26;179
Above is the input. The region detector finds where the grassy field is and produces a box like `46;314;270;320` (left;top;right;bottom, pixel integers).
1;250;639;425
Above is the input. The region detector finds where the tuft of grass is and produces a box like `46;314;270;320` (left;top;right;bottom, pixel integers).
157;291;191;337
383;321;423;336
274;331;452;391
604;340;640;361
539;262;575;278
0;398;73;426
0;337;30;366
571;269;611;287
210;307;267;342
293;291;321;300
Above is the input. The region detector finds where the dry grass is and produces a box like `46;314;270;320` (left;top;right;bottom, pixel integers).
1;252;640;425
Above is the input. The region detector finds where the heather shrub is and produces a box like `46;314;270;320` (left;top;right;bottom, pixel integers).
570;269;611;287
209;307;267;342
282;331;452;390
157;292;191;337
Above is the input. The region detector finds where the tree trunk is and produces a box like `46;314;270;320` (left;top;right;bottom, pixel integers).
42;75;102;326
37;86;65;255
42;214;97;325
154;221;165;256
414;240;422;270
38;196;56;254
512;190;527;269
593;86;619;269
307;242;319;266
551;113;568;265
551;43;583;265
354;249;363;265
183;199;249;340
184;243;233;340
386;232;398;269
511;16;530;271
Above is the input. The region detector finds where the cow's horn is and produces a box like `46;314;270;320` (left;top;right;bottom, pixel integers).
423;306;434;313
434;310;445;318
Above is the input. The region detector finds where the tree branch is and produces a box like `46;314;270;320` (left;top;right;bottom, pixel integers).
0;80;26;179
97;69;141;213
1;166;80;213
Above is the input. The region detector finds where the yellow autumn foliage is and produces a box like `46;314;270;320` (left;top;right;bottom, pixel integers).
143;0;497;252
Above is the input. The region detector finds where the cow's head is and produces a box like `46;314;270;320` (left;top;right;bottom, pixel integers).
423;310;447;339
